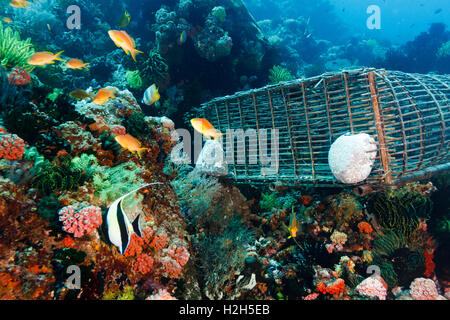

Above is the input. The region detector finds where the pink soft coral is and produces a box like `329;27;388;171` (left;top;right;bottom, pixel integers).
58;205;102;238
146;289;177;300
0;133;25;160
410;278;440;300
356;275;387;300
161;257;183;278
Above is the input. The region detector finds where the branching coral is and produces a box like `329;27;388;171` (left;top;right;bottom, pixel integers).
0;21;35;71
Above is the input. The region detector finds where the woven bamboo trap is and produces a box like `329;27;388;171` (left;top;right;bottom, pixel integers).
198;68;450;190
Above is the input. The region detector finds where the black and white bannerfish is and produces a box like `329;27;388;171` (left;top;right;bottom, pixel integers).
106;183;163;254
142;84;160;106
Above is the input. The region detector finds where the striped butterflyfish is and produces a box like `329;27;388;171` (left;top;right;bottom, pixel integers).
106;183;162;254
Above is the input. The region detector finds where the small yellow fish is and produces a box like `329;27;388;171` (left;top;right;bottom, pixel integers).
118;10;131;28
114;134;148;159
2;17;13;23
108;30;142;62
69;89;93;100
93;88;115;105
66;58;90;70
9;0;30;8
142;84;160;105
190;118;223;141
178;30;187;45
287;207;300;239
28;51;65;66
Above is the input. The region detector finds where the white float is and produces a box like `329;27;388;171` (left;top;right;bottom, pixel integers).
328;133;377;184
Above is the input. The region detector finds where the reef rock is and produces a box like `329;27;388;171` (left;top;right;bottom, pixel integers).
328;133;377;184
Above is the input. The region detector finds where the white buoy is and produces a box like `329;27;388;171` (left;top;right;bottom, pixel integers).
328;133;377;184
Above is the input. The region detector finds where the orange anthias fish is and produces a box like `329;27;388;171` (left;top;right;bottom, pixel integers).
66;58;90;70
286;207;300;239
190;118;223;141
93;88;115;105
114;134;148;159
108;30;143;62
2;17;13;23
9;0;30;8
28;51;65;66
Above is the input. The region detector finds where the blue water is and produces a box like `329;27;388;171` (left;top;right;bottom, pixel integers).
245;0;450;45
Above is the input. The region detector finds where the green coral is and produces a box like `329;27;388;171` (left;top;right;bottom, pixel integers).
99;132;122;155
102;286;135;300
92;161;144;208
437;41;450;58
268;65;294;84
0;21;35;71
372;230;426;287
47;88;64;102
125;70;143;89
71;153;99;178
139;49;169;86
368;188;432;237
123;112;152;139
37;194;62;233
211;6;226;22
259;191;301;212
31;156;86;195
373;230;406;257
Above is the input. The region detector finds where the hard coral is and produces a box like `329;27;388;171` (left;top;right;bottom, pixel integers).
0;132;26;160
58;205;102;238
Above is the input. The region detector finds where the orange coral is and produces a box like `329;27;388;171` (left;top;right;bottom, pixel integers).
149;231;168;250
133;254;154;274
124;233;145;257
300;195;314;206
358;221;373;234
316;279;346;296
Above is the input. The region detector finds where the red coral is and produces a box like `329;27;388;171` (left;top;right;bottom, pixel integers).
58;205;102;238
110;125;127;136
0;133;25;160
357;221;373;234
316;278;345;296
167;245;190;267
124;233;145;257
133;254;154;274
8;67;31;86
149;231;168;250
424;250;436;277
